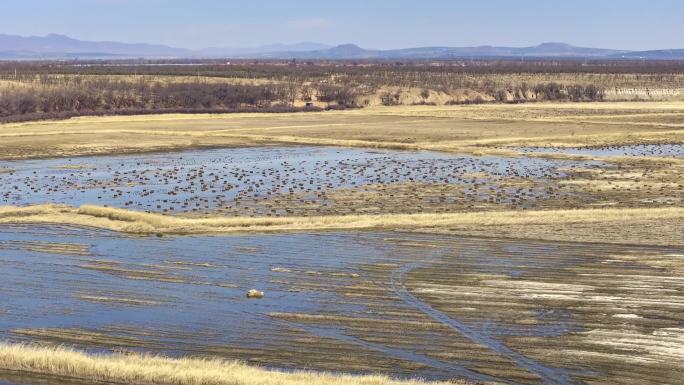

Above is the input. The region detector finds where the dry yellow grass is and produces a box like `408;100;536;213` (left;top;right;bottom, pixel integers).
0;343;461;385
1;204;683;243
1;102;683;160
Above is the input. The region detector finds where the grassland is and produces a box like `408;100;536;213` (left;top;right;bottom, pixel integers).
1;101;683;160
1;204;682;246
0;343;462;385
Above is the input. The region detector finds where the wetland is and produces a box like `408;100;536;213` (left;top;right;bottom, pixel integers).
1;103;683;385
1;225;683;384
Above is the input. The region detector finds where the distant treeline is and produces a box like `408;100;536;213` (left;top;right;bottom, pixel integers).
4;60;681;92
3;59;684;77
489;82;603;103
0;59;681;122
0;80;329;123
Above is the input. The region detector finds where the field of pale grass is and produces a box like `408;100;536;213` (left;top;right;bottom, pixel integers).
1;102;682;160
0;343;461;385
1;204;683;246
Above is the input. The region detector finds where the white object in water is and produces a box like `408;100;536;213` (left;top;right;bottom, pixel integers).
246;289;264;299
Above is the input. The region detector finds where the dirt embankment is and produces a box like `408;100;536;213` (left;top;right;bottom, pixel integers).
603;87;684;101
350;87;684;107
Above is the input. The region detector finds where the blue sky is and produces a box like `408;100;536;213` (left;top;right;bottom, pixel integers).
1;0;682;50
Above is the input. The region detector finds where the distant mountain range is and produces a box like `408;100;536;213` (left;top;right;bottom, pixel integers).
199;42;332;58
1;34;683;60
263;42;630;60
0;33;193;59
0;34;329;59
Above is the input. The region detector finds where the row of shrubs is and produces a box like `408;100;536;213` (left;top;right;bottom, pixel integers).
0;80;360;122
0;105;326;124
486;83;604;102
386;82;604;106
0;80;606;122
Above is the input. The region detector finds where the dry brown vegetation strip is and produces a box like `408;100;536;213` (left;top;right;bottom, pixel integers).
1;102;683;160
0;343;461;385
1;204;683;242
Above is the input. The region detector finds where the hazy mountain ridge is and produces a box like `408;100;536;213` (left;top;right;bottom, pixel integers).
0;33;193;58
1;34;682;60
198;42;332;58
0;34;332;59
262;42;631;59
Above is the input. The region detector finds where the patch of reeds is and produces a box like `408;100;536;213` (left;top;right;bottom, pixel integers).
0;343;460;385
1;204;682;237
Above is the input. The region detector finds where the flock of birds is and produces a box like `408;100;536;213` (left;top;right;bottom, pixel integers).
0;147;599;216
513;143;684;158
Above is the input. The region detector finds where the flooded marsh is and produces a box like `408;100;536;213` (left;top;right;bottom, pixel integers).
0;225;682;384
0;146;602;217
0;109;683;385
3;145;677;219
512;143;684;158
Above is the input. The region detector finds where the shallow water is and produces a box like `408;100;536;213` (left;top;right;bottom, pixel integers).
0;145;681;384
513;143;684;158
1;225;682;384
0;372;96;385
0;146;597;214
